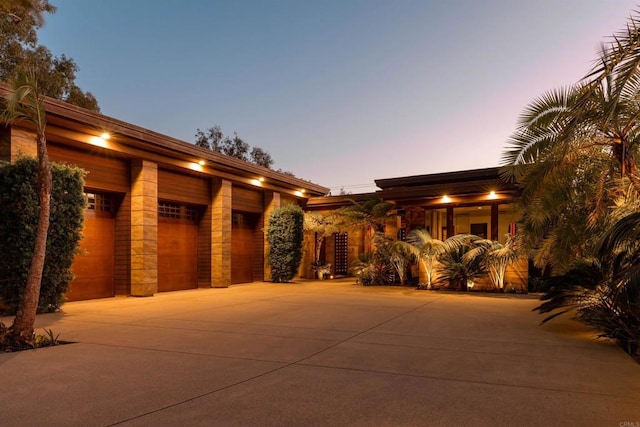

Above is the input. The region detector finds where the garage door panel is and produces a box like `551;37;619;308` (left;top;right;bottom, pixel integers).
67;211;115;301
158;217;198;292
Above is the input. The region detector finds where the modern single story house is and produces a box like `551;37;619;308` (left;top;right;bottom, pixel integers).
1;87;526;300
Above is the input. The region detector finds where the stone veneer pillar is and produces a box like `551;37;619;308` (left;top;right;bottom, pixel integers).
211;179;232;287
263;191;281;281
130;160;158;296
0;127;37;162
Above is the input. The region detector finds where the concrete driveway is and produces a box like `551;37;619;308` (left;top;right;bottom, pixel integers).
1;280;639;426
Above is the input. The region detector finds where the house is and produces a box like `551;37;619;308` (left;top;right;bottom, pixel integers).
1;87;527;301
303;167;528;290
0;84;328;301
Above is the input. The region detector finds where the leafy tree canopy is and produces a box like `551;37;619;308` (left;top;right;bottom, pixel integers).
195;125;274;169
0;0;99;111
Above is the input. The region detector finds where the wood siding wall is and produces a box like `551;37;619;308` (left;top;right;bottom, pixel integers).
158;169;210;205
48;142;129;192
232;186;263;213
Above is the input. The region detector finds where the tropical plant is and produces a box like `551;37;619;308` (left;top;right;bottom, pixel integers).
350;233;395;286
266;204;304;283
405;228;445;289
338;197;395;234
535;213;640;356
0;69;51;348
466;235;521;292
389;240;415;286
502;13;640;272
435;234;488;291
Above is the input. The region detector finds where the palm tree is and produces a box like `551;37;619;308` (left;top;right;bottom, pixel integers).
0;69;51;347
389;240;414;285
466;235;520;292
535;212;640;356
338;197;394;234
501;26;640;271
435;234;487;292
405;229;445;290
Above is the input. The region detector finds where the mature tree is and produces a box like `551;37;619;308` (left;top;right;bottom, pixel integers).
0;69;51;347
220;132;249;161
195;125;223;151
502;15;640;271
338;197;395;234
405;229;445;290
0;0;99;111
195;125;276;169
250;146;273;169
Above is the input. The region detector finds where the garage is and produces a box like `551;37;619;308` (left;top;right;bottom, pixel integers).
67;192;115;301
158;201;199;292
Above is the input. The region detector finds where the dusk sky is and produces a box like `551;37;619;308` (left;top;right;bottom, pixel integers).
38;1;637;193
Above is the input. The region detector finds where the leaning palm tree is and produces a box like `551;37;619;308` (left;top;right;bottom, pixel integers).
0;68;51;348
405;229;445;289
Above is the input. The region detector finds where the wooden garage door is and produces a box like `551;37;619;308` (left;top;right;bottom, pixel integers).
158;201;199;292
232;212;260;284
67;192;115;301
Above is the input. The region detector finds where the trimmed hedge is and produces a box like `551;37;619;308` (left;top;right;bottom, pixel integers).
0;158;85;313
267;204;304;283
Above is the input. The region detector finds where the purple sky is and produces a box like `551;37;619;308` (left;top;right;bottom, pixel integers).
38;0;638;193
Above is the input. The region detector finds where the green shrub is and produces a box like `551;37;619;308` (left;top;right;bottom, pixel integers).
267;204;304;283
0;158;85;313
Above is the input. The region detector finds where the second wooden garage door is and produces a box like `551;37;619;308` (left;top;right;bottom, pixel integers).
158;202;199;292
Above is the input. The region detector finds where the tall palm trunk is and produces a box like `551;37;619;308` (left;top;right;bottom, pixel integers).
9;129;51;345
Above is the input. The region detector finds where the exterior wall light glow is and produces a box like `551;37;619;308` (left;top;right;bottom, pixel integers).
100;132;111;140
89;136;109;148
251;179;263;186
198;160;206;166
189;162;203;172
488;191;498;199
441;195;451;203
294;190;304;197
258;177;265;182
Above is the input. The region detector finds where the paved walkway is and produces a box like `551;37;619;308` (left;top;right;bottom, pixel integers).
1;280;639;426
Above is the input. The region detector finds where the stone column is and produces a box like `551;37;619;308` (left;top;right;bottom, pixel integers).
0;127;37;162
211;179;232;287
130;160;158;296
263;191;281;281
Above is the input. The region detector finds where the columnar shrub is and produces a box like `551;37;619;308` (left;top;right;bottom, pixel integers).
267;204;304;282
0;158;85;313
